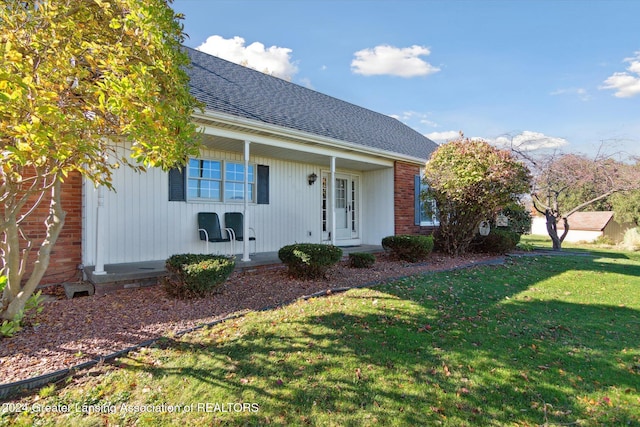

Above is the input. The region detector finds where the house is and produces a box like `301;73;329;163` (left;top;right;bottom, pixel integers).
23;47;439;288
531;211;633;243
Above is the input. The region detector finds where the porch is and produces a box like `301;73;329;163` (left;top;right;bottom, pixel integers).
81;245;384;296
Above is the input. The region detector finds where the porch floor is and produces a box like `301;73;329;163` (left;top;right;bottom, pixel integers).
83;245;384;288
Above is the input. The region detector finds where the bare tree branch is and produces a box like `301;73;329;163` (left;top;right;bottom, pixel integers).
506;138;640;250
564;189;623;218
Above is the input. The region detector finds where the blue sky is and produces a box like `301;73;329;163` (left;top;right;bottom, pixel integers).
173;0;640;158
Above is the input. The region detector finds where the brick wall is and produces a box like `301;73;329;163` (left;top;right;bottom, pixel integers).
393;161;436;236
7;172;83;285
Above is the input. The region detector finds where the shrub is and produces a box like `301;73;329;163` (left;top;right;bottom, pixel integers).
1;320;21;339
623;227;640;251
422;138;531;255
349;252;376;269
381;235;434;262
472;229;520;254
499;203;532;235
0;276;45;338
162;254;235;298
20;290;44;327
278;244;343;279
516;241;536;252
592;235;615;246
430;228;447;253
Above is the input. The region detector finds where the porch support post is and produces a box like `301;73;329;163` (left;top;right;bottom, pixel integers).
330;156;336;246
94;185;106;275
242;140;251;262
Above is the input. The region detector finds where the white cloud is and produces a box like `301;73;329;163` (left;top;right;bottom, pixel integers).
423;130;568;150
550;87;591;101
425;130;460;143
600;51;640;98
351;44;440;77
196;35;298;80
299;77;314;89
392;111;438;128
491;131;568;151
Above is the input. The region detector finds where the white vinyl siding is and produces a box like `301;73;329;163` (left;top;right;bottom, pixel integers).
82;143;396;266
361;168;394;244
81;148;312;264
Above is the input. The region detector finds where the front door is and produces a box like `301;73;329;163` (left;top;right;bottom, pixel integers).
335;177;349;239
322;173;359;243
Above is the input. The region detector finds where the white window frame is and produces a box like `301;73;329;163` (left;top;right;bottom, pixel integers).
187;157;256;203
224;161;255;203
187;158;222;202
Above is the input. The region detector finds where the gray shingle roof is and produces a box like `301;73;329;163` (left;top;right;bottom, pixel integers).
185;47;438;161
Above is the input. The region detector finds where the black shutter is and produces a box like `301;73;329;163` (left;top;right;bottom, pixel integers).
168;168;186;201
414;175;421;226
257;165;269;204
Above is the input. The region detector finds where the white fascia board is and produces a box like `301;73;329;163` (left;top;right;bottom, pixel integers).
200;123;393;168
192;110;426;166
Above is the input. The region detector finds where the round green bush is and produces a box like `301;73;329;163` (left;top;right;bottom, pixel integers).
472;229;520;254
162;254;235;298
381;235;434;262
348;252;376;268
499;203;532;235
278;243;343;279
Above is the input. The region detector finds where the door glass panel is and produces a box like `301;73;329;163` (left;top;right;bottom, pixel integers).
322;176;327;232
335;179;346;209
351;179;356;232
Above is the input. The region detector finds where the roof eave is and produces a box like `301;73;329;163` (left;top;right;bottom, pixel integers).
192;110;428;166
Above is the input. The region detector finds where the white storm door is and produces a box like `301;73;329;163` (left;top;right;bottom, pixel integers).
322;172;360;242
335;177;349;239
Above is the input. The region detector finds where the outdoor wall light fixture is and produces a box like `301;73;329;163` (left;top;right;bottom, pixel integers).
308;172;317;185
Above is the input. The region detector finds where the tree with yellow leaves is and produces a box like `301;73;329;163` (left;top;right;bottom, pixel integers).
1;0;201;322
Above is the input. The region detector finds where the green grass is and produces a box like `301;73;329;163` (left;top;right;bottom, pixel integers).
521;234;624;253
2;247;640;426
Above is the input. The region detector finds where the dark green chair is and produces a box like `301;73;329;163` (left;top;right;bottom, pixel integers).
224;212;256;255
198;212;233;255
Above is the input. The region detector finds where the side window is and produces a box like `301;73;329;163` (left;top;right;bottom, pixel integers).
415;175;439;226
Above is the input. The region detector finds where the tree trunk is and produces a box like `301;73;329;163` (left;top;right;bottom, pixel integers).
2;215;22;301
544;210;569;251
1;179;66;321
546;220;562;250
545;209;561;250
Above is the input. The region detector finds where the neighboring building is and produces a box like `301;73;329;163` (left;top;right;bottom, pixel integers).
27;47;438;285
531;211;633;243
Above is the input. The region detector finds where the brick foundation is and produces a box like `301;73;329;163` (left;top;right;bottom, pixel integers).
393;161;436;236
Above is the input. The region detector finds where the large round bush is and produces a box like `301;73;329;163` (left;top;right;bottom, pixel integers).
162;254;235;298
381;235;434;262
278;244;343;279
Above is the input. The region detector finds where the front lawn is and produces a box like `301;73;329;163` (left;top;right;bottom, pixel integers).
2;250;639;426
